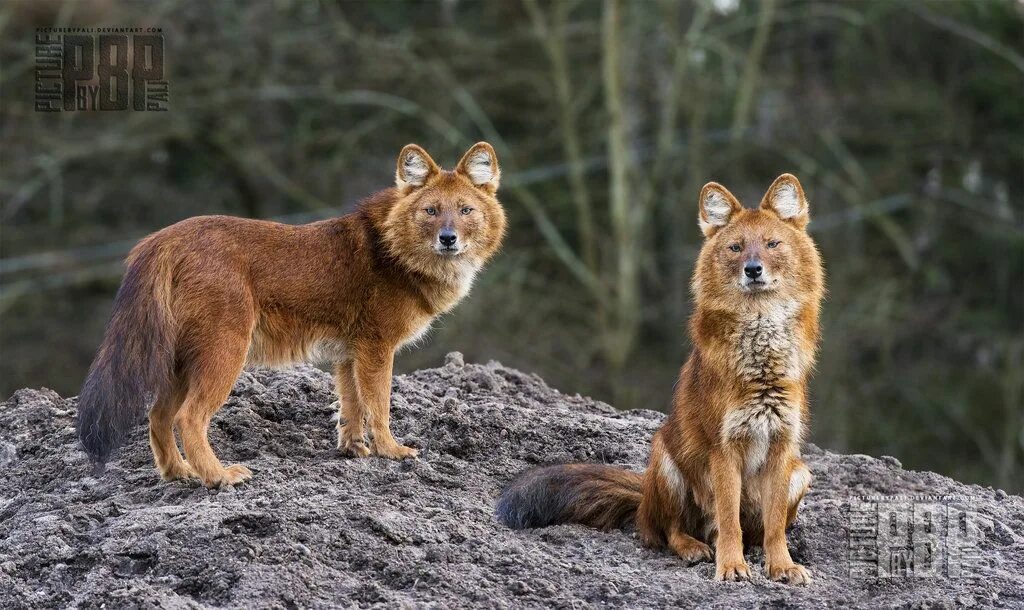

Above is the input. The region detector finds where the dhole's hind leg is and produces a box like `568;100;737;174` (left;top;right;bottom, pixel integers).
640;439;712;565
149;378;194;481
334;359;369;457
786;460;812;526
668;529;713;564
177;331;252;488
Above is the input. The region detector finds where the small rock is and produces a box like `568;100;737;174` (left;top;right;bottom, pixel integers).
509;581;530;595
0;442;16;467
444;352;465;368
995;489;1007;500
881;455;902;469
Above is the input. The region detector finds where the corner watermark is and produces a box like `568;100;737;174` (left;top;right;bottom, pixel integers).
848;495;985;579
34;27;169;112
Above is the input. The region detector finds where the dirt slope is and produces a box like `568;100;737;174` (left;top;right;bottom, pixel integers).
1;354;1022;609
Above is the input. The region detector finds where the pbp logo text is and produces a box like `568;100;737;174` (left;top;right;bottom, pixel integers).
35;29;169;112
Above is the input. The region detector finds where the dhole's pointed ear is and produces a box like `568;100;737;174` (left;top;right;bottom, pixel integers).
698;182;743;237
456;142;500;193
761;173;809;229
396;144;440;190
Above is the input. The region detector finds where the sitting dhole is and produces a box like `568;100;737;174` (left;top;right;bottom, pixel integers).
498;174;823;584
78;142;506;488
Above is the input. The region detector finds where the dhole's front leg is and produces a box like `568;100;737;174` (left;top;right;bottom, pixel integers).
760;448;812;584
353;346;418;460
334;359;369;457
710;448;750;581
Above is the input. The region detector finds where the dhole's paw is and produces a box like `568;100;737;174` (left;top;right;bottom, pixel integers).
159;460;197;482
202;464;253;488
675;540;708;564
715;559;751;582
337;424;370;457
338;437;371;458
372;442;419;460
766;562;812;585
670;538;712;564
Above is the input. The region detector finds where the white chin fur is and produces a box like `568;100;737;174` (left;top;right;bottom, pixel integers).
434;243;468;256
740;279;776;292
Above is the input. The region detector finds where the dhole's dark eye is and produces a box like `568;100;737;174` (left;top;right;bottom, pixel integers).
767;240;780;248
728;244;742;253
461;207;473;215
425;207;437;216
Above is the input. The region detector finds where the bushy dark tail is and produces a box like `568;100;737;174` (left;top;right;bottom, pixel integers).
496;464;643;531
77;239;176;464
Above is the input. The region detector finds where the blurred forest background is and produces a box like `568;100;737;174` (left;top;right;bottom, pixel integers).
1;0;1021;491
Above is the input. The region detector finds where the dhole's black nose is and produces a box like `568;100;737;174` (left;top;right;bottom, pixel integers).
439;230;457;247
744;260;763;279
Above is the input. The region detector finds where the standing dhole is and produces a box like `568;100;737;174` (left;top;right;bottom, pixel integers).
498;174;824;584
77;142;506;488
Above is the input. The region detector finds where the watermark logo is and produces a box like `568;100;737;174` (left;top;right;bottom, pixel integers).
34;28;169;112
848;495;985;578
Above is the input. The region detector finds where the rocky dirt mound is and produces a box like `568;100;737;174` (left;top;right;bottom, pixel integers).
1;354;1022;608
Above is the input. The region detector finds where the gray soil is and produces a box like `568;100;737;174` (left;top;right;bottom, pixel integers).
1;353;1022;609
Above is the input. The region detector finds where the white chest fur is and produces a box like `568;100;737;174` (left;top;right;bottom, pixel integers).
450;265;477;307
448;262;478;306
401;262;478;350
429;261;479;314
399;318;434;350
722;303;803;473
733;303;801;383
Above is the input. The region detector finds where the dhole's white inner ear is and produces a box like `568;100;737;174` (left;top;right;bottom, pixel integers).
702;190;733;227
401;151;431;186
465;149;495;186
771;183;803;219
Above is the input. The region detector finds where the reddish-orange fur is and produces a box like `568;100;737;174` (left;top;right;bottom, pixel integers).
77;143;506;488
498;174;824;585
